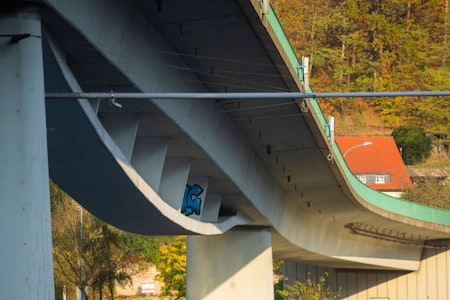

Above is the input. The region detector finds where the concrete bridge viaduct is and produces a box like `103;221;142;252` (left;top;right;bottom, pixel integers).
1;0;450;299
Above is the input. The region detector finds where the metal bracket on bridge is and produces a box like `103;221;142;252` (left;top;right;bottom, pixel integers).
0;33;34;43
345;222;446;248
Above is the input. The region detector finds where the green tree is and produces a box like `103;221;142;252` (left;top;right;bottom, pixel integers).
157;236;187;299
51;183;133;300
392;125;432;164
88;222;132;300
118;232;175;265
274;259;284;300
278;272;341;300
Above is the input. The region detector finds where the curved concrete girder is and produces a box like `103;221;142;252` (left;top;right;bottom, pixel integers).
43;0;446;269
44;31;251;235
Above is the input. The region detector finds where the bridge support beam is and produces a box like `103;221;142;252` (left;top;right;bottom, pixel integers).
186;228;274;300
0;5;54;299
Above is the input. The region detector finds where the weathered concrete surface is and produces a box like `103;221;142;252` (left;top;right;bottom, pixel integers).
0;5;54;299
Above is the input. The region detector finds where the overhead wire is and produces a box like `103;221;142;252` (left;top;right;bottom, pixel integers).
53;37;297;92
45;34;306;134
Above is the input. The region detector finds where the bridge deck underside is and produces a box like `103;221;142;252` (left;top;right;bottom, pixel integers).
25;0;450;269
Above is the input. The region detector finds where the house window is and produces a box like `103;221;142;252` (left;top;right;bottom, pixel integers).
375;175;385;184
357;175;366;183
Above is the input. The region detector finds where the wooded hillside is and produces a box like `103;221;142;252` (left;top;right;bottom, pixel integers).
272;0;449;140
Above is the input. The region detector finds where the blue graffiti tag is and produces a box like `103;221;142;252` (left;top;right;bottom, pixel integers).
181;184;203;216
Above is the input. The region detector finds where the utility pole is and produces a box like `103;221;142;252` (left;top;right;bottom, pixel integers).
76;206;84;300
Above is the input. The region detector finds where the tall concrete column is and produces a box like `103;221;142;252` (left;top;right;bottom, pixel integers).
186;228;274;300
0;5;55;299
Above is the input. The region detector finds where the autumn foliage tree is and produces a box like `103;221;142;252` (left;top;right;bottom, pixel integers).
272;0;450;144
157;236;187;299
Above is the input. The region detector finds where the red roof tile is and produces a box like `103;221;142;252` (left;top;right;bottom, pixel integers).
335;136;412;191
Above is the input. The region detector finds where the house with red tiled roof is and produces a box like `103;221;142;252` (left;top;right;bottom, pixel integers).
335;136;413;197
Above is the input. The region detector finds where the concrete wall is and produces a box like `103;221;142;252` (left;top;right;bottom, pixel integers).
284;239;450;300
115;263;163;298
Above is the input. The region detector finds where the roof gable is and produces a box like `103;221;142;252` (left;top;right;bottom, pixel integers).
335;136;412;191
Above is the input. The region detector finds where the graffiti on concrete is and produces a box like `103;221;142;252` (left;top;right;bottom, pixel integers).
181;184;203;216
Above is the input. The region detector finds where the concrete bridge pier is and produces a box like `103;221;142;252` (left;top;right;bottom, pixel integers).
186;228;274;300
0;5;55;299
